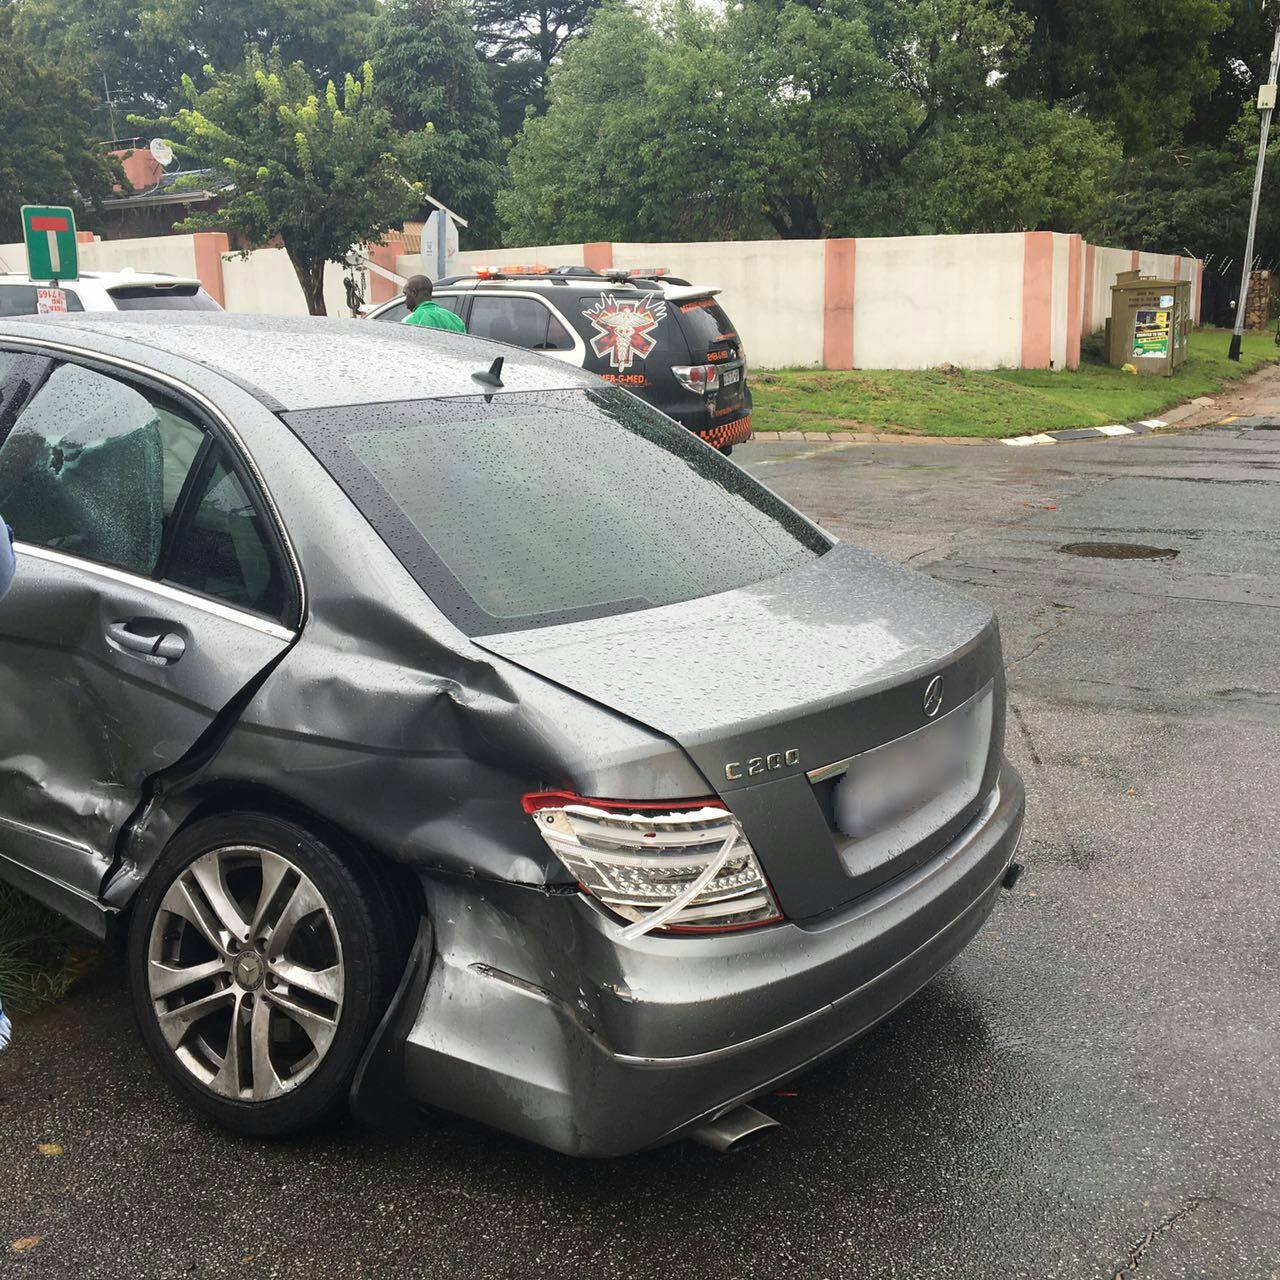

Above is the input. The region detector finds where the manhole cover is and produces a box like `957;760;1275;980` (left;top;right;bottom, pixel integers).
1057;542;1179;561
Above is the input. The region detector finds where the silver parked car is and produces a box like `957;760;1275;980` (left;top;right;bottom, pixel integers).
0;314;1024;1155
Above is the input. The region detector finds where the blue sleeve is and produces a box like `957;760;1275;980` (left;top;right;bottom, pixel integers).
0;521;14;600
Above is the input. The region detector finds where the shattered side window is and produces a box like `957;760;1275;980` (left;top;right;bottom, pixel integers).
0;362;205;576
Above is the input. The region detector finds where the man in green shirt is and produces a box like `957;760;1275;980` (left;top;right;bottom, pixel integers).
401;275;467;332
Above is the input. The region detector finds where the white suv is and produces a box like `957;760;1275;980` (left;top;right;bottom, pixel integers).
0;269;221;317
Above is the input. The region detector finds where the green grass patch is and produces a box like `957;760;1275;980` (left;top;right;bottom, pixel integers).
751;328;1278;439
0;884;98;1014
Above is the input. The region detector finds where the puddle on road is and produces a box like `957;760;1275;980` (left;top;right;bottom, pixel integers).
1057;542;1180;561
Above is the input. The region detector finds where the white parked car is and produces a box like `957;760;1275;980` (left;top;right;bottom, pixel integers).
0;269;221;317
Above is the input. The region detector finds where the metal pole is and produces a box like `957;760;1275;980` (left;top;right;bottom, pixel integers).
1230;20;1280;360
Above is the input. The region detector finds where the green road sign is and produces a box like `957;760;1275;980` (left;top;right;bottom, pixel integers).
21;205;79;282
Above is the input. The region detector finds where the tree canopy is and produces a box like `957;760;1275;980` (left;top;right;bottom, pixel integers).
3;0;1279;277
0;11;120;242
373;0;504;244
140;49;419;314
501;0;1121;243
12;0;376;126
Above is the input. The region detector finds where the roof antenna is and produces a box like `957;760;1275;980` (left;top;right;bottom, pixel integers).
472;356;505;389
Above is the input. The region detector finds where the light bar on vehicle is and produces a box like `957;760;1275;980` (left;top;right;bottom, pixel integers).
522;791;783;937
471;264;551;278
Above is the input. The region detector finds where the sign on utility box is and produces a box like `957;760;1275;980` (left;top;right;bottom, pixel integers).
21;205;79;282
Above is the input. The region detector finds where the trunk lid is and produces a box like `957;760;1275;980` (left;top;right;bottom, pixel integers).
478;543;1005;919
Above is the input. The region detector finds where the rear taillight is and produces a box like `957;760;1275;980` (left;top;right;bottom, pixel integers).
672;363;721;395
522;791;783;938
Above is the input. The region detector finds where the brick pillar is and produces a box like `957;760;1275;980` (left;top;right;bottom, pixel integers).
1021;231;1054;370
75;231;95;244
1130;249;1140;271
367;241;399;303
191;232;230;308
822;239;856;370
583;242;613;272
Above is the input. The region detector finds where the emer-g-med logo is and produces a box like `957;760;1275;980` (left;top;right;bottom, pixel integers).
725;749;800;782
582;292;667;371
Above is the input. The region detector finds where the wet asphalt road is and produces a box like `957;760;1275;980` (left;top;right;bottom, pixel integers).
4;419;1280;1279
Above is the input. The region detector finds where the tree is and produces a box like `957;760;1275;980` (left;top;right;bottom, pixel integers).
140;49;419;314
1003;0;1231;154
473;0;602;135
11;0;376;127
0;11;121;241
902;100;1121;234
372;0;504;243
1089;106;1280;267
501;0;1103;244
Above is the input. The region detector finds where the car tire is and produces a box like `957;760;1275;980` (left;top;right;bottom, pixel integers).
127;812;402;1137
719;444;734;456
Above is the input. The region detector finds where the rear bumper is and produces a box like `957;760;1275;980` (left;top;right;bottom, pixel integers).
698;414;753;449
399;762;1024;1156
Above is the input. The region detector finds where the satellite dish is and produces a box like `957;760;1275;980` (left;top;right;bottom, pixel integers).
149;138;175;167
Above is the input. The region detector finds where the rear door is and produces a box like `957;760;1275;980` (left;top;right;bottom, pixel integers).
466;293;583;364
674;295;750;426
0;351;297;925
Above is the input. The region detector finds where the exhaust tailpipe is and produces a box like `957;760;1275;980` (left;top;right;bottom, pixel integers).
690;1104;780;1153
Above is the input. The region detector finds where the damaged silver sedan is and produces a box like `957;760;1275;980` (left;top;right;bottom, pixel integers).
0;314;1025;1155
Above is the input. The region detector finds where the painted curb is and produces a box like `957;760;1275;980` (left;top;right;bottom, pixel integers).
1000;419;1165;447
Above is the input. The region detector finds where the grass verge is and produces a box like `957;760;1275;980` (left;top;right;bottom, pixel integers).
0;884;96;1014
750;327;1279;439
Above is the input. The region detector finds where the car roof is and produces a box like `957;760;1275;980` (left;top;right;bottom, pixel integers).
0;271;202;289
0;312;597;411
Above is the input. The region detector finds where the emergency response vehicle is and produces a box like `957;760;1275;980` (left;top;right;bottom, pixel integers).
367;267;752;452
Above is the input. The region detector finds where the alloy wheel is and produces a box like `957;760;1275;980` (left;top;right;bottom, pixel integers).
146;845;345;1101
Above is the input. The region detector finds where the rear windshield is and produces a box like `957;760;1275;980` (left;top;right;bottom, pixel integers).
676;298;738;352
286;387;828;635
108;285;221;311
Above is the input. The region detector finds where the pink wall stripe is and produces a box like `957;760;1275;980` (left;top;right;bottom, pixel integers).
584;242;613;272
822;239;856;370
1021;232;1054;370
192;231;229;308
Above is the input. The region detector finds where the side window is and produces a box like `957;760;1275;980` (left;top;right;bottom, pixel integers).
468;297;573;350
164;447;288;621
380;296;463;323
0;362;205;575
0;285;85;316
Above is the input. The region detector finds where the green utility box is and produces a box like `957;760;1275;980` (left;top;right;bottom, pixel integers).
1106;270;1191;376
